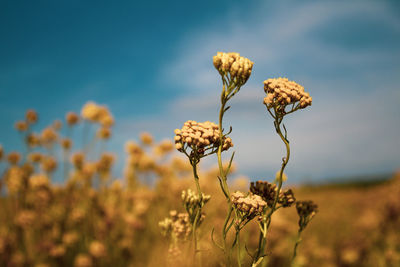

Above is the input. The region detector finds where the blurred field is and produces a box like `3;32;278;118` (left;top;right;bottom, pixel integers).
0;106;399;267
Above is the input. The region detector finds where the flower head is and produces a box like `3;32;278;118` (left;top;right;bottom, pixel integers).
174;120;233;160
263;77;312;117
213;52;254;86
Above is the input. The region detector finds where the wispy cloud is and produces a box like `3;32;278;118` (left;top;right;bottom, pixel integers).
118;0;400;182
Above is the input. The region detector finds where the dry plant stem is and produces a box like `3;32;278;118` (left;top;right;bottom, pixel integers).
236;229;242;267
291;228;303;265
255;115;290;263
191;161;203;264
217;79;235;264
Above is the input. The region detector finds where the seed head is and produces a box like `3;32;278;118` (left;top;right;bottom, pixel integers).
66;112;80;126
174;120;233;158
231;191;267;220
7;152;21;165
263;78;312;116
213;52;254;85
26;109;38;124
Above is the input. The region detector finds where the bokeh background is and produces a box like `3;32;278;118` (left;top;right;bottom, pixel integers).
1;0;399;183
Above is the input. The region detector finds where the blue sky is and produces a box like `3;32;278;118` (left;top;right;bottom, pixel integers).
1;0;400;183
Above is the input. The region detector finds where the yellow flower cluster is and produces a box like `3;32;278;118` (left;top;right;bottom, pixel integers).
159;210;192;241
81;101;114;127
181;189;211;207
213;52;254;83
263;78;312;110
231;191;267;217
174;120;233;155
29;174;50;189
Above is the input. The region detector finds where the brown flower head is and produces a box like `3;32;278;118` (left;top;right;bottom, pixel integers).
66;112;80;126
15;121;28;132
263;78;312;117
174;120;233;160
7;152;21;165
250;180;296;208
26;109;38;124
213;52;254;86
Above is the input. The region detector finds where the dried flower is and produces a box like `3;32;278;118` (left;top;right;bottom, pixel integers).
61;138;72;150
7;152;21;165
26;133;41;147
213;52;254;85
174;120;233;158
26;109;38;124
231;192;266;219
15;120;28;132
71;152;85;169
41;156;57;173
28;152;43;163
263;78;312;116
66;111;80;126
250;180;296;208
41;127;58;144
53;120;62;130
140;132;153;145
89;241;106;258
97;127;111;140
74;254;93;267
29;174;50;189
296;200;318;229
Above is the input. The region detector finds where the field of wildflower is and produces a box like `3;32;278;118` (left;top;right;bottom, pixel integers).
0;52;399;267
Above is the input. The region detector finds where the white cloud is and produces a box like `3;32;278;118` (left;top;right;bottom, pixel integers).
121;0;400;182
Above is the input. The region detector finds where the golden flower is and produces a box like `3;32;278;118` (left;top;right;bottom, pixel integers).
140;132;153;145
263;78;312;114
97;153;115;173
81;101;101;121
66;111;80;126
28;152;43;163
49;245;66;258
74;254;92;267
41;127;58;144
7;151;21;165
62;231;79;247
71;152;85;169
41;156;57;173
5;166;24;194
14;210;36;228
100;114;114;127
61;138;72;150
53;120;62;130
213;52;254;84
125;141;143;155
174;120;233;156
26;109;38;124
89;241;106;258
26;133;41;147
97;127;111;139
29;174;50;189
15;120;28;132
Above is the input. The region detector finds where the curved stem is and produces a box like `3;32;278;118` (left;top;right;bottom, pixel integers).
191;162;203;264
291;229;303;265
255;118;291;263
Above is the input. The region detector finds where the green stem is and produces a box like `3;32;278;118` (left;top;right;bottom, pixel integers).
236;230;242;267
291;229;303;265
191;162;203;265
255;118;291;263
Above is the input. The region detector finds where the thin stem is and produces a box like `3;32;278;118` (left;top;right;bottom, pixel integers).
236;230;242;267
191;162;203;265
255;117;291;263
291;229;303;265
